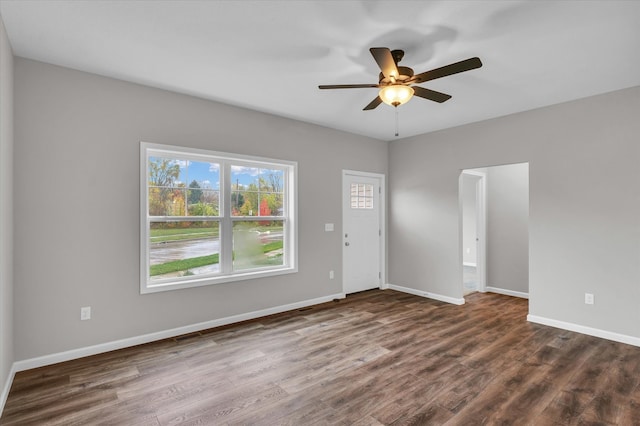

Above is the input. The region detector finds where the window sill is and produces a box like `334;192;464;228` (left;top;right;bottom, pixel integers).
140;265;298;294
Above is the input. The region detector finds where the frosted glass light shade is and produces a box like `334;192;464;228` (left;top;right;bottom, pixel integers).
379;84;414;107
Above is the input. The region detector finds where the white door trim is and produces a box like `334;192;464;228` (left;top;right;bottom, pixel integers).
342;170;386;293
461;169;487;293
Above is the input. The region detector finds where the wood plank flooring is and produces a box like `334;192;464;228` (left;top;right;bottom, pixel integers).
2;290;640;425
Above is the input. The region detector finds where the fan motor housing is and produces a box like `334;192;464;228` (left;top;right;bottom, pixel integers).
379;66;414;84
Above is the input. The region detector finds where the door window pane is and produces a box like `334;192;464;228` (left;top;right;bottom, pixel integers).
350;183;374;209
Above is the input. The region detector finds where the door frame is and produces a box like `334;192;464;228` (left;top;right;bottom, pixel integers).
461;169;487;293
342;170;386;294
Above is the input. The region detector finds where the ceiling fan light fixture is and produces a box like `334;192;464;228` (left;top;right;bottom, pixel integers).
379;84;414;107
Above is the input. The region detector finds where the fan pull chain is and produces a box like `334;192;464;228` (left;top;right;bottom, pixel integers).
395;107;399;137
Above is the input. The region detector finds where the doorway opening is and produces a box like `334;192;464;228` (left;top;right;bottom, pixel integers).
460;163;529;300
461;170;486;295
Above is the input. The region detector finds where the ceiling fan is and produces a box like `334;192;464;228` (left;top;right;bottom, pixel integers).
319;47;482;110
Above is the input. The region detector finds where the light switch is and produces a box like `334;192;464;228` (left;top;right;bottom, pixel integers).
325;223;334;232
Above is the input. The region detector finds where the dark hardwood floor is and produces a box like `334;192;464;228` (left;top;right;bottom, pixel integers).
2;290;639;425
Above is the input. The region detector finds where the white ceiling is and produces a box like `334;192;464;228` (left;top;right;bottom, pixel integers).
1;0;639;141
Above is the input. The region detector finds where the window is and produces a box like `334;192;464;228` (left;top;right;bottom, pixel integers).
350;183;374;209
141;142;297;293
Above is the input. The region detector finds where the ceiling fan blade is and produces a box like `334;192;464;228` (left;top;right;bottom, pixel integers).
411;57;482;84
318;84;380;89
370;47;400;79
413;86;452;103
363;96;383;111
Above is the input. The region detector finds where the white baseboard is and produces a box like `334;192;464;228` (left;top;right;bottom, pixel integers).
387;284;465;305
463;262;477;267
527;314;640;348
13;292;346;373
485;286;529;299
0;363;17;417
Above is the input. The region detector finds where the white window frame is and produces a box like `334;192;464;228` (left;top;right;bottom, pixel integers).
140;142;297;294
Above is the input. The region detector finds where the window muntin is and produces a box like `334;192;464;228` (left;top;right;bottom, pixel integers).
141;143;297;293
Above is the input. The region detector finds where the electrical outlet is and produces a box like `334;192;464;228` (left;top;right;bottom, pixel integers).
80;306;91;320
329;270;334;279
584;293;594;305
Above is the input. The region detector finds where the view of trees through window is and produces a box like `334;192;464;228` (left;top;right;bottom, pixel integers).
146;154;287;283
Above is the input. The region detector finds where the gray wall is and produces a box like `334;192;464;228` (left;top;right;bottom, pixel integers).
8;53;640;364
0;15;14;398
486;163;529;294
389;86;640;338
13;58;388;360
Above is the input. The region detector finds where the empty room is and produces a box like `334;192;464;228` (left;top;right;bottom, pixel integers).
0;1;639;424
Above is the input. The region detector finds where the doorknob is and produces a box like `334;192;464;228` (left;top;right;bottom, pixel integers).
345;242;350;246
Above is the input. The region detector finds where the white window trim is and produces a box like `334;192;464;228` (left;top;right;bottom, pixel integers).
140;142;298;294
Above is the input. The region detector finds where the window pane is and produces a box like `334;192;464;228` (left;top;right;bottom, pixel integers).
232;189;258;216
187;161;220;190
350;183;374;210
149;221;220;280
188;189;219;216
233;220;284;271
148;188;186;216
185;161;220;216
149;156;187;188
260;193;283;216
231;165;258;216
259;168;284;193
231;165;285;217
149;157;220;217
148;156;187;216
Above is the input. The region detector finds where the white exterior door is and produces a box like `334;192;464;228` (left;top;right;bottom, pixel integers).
342;171;384;294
